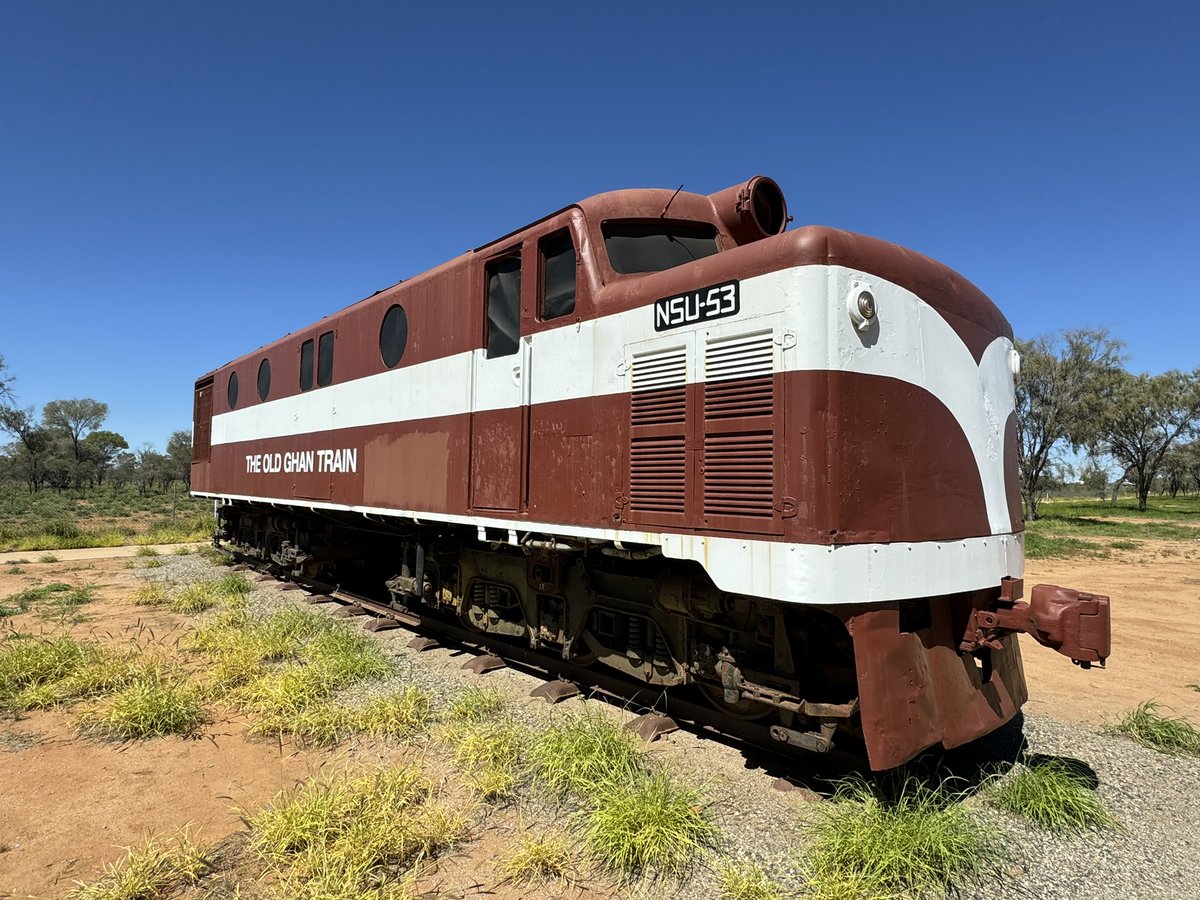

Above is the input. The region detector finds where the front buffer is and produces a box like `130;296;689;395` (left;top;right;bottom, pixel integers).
837;578;1111;770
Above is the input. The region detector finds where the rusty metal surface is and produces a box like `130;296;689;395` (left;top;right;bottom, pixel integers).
625;713;680;743
462;654;506;675
961;584;1111;666
407;636;439;652
530;680;581;704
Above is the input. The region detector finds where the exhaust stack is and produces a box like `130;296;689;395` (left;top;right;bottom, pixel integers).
709;175;788;245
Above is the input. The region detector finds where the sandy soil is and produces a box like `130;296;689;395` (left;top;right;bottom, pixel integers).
1;542;1198;897
0;558;329;898
1021;540;1200;724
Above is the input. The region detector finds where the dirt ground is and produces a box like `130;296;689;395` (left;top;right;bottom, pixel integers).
1;543;1198;897
1021;539;1200;724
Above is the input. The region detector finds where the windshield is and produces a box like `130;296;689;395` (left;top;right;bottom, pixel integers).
602;221;719;274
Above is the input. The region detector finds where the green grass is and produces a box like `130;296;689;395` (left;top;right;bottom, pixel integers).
802;778;996;899
447;684;505;721
582;769;717;878
1024;494;1200;558
251;687;434;746
496;832;575;886
68;830;210;900
194;606;395;742
528;705;645;800
135;546;160;558
170;583;218;614
0;636;158;710
1103;701;1200;756
0;481;214;552
248;767;464;900
1;581;97;618
988;760;1118;831
716;859;785;900
78;678;206;740
196;545;234;566
442;717;531;801
1039;494;1200;522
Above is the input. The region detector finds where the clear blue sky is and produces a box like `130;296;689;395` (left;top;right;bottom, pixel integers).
2;2;1197;450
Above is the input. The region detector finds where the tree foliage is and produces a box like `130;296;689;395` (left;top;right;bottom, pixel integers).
1094;370;1200;510
1013;328;1124;519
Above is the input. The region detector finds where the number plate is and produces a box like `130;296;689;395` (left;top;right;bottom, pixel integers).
653;280;740;332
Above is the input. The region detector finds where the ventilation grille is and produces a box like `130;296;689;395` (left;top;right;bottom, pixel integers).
630;436;687;514
704;330;773;382
702;329;775;520
703;432;773;517
630;346;688;516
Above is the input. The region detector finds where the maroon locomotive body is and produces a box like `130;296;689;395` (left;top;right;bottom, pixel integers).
192;176;1110;768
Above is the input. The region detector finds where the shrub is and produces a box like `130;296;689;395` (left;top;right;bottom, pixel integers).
1104;701;1200;756
988;760;1118;831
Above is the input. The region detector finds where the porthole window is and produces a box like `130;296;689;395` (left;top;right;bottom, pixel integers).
228;372;239;408
379;304;408;368
257;358;271;401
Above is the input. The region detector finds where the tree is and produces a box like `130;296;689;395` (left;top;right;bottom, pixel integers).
1013;328;1124;520
1080;460;1110;500
0;406;54;492
1095;369;1200;511
42;398;108;487
0;354;14;407
166;430;193;489
81;429;129;484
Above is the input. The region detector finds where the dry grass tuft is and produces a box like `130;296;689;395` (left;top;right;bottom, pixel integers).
582;768;717;879
988;760;1118;831
248;767;464;899
79;677;206;740
496;832;575;886
68;830;209;900
802;778;995;899
716;858;785;900
1104;700;1200;756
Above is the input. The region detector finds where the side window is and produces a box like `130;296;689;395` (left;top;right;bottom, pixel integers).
485;255;521;358
257;358;271;401
300;339;314;391
540;231;576;320
379;305;408;368
317;331;334;387
228;372;239;409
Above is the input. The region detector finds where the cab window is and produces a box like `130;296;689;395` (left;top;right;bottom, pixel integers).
485;255;521;358
539;231;576;320
602;221;719;274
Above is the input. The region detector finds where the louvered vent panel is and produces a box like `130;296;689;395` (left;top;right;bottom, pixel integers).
629;346;688;516
705;330;773;382
702;329;775;520
703;432;773;517
630;436;687;513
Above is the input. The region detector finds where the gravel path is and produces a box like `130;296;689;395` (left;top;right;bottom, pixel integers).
152;555;1200;899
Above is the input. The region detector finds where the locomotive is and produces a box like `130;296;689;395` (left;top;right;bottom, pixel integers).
190;176;1111;770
